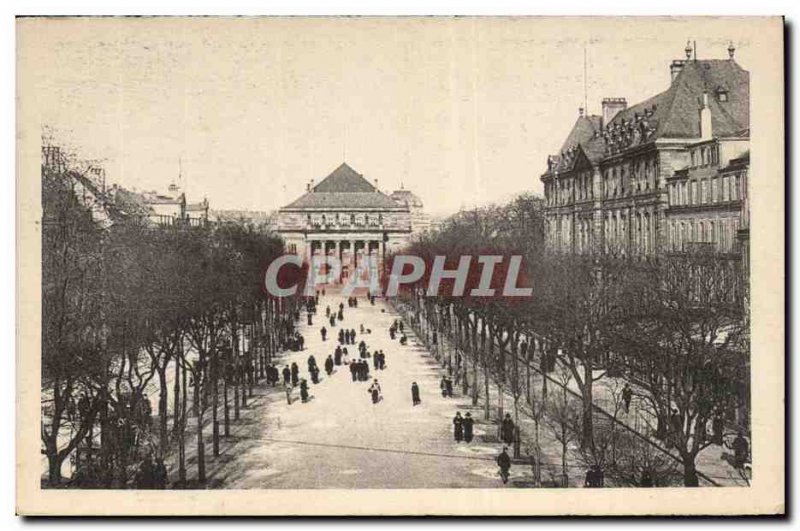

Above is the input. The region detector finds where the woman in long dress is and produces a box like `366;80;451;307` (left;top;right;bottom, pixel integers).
453;412;464;442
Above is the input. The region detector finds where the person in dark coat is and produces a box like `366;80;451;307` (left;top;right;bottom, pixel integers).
135;455;155;489
453;412;464;442
349;360;358;382
329;315;336;327
307;313;313;326
622;384;633;413
411;382;421;405
389;327;396;340
320;326;327;341
712;415;724;445
153;458;168;489
501;413;515;445
378;351;386;370
350;329;356;344
326;305;331;317
338;329;345;344
440;376;449;398
337;309;344;321
300;379;309;403
282;365;291;386
325;355;334;376
373;352;380;370
463;413;474;443
399;321;404;333
310;366;320;384
291;362;299;387
334;345;342;365
731;431;749;469
445;377;453;397
496;447;511;484
307;355;317;374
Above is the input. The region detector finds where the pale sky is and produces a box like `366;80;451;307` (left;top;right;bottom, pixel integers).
20;17;754;215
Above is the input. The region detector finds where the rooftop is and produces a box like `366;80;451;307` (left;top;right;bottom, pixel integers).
282;163;407;210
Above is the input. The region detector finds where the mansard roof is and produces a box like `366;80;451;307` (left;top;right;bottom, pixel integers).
544;58;750;176
604;59;749;150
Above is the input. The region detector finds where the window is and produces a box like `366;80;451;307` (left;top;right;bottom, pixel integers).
717;90;728;102
722;176;730;201
691;181;698;205
712;177;718;203
701;180;709;203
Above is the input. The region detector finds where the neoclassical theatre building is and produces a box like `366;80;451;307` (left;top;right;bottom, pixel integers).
276;162;428;281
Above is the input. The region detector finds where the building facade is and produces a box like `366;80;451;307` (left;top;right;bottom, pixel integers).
541;44;750;263
277;163;421;281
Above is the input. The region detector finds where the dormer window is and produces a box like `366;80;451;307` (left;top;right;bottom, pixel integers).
716;88;729;102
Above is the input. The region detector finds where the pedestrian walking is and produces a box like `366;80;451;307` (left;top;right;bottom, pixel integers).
496;447;511;484
326;305;331;317
463;413;474;443
411;382;421;406
453;412;464;442
300;379;309;403
501;413;515;445
320;326;327;342
622;383;633;414
282;365;291;386
291;362;299;387
325;355;334;376
368;379;382;404
349;360;358;382
440;376;449;398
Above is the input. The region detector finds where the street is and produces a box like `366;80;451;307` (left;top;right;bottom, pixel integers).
183;289;535;489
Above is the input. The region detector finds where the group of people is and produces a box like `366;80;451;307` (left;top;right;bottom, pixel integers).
439;375;454;398
452;411;475;443
389;319;408;345
338;327;357;345
285;331;305;352
349;358;372;382
346;296;359;308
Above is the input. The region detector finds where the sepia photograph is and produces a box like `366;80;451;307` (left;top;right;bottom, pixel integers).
15;15;785;516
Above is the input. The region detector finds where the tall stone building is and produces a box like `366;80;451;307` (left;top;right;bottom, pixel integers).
277;163;416;281
541;44;749;261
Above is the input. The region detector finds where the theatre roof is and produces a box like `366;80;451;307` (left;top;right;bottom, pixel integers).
282;163;407;210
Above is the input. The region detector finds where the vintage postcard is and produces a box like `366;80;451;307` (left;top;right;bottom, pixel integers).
16;16;784;515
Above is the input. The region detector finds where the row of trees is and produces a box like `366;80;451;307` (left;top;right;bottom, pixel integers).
392;195;749;486
42;145;301;486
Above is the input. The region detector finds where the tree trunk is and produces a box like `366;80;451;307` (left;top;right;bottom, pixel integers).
157;366;169;454
682;456;699;487
194;370;205;483
212;353;220;457
47;454;63;484
581;364;594;449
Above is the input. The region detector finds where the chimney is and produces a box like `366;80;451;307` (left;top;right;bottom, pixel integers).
670;60;687;82
700;92;712;140
602;98;627;127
